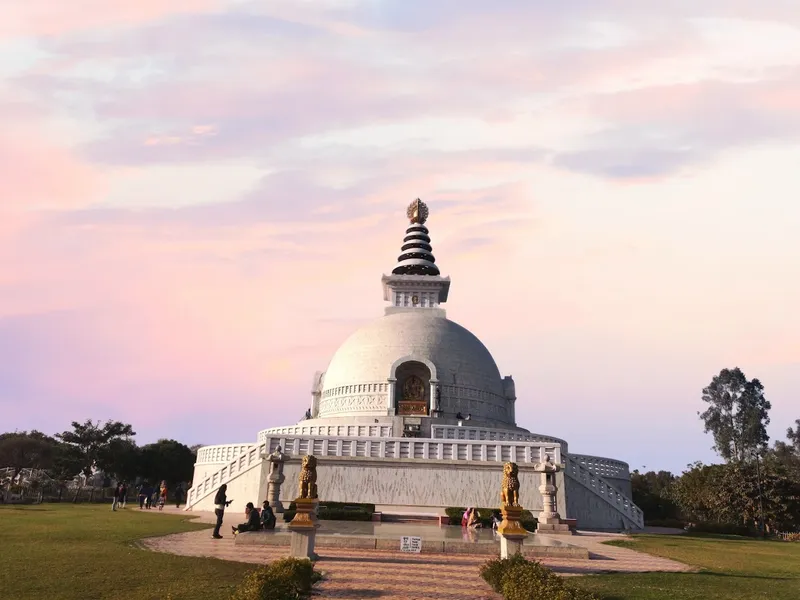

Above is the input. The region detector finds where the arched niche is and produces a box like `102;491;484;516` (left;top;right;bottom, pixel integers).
393;360;432;416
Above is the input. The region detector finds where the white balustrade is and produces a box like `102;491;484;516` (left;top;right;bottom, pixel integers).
195;443;256;465
568;453;630;479
188;434;644;530
564;455;643;528
431;425;569;451
260;434;562;465
258;424;394;442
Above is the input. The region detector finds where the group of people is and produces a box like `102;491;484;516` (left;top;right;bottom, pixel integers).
461;507;503;530
112;481;185;511
211;484;278;539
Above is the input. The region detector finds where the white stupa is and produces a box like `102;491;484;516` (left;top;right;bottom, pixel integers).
187;200;644;531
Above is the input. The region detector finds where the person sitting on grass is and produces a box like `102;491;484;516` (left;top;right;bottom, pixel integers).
232;502;262;535
261;501;277;530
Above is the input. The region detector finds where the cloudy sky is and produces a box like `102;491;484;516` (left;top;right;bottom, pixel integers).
2;1;799;473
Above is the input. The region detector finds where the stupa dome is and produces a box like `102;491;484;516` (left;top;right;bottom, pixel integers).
317;311;514;425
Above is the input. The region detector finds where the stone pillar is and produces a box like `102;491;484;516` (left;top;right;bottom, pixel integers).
287;498;319;559
387;378;397;416
497;504;528;558
429;379;439;414
288;455;320;560
534;455;573;535
266;446;287;514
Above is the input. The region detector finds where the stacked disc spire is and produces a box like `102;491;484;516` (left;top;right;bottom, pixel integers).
392;198;440;276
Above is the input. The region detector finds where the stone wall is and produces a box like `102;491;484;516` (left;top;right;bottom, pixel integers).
274;456;563;514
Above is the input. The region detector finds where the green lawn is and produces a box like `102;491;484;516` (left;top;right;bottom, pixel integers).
574;534;800;600
0;504;252;600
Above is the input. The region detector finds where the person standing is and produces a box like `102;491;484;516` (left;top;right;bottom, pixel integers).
212;484;232;539
158;481;167;510
111;484;120;511
119;482;127;508
174;483;184;508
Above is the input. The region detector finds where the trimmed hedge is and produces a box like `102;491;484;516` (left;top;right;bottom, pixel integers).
445;506;538;531
230;557;323;600
480;554;600;600
643;518;686;529
282;501;374;523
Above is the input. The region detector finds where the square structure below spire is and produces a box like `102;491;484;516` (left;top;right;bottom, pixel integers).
381;274;451;315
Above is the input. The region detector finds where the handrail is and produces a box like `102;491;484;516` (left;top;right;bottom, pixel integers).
567;453;630;479
563;455;643;528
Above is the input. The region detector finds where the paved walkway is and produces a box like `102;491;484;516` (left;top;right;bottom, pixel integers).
139;507;693;599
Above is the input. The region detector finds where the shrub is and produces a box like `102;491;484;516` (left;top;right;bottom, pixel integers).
644;518;686;529
282;501;374;522
480;555;599;600
479;553;528;592
230;557;322;600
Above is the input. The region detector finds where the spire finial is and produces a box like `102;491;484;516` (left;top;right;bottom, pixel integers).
406;198;429;224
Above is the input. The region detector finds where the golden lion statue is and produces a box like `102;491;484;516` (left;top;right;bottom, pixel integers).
500;462;520;507
298;455;318;499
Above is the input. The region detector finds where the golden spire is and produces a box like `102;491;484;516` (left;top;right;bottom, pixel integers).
406;198;429;224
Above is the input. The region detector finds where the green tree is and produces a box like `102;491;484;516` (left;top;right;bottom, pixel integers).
0;431;56;480
787;419;800;453
46;442;84;501
630;470;679;522
97;438;141;483
699;367;771;462
139;439;196;487
56;420;135;500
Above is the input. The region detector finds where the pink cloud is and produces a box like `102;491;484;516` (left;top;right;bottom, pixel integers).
0;0;224;38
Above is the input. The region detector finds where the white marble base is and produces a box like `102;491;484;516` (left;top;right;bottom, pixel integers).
500;536;524;558
289;530;318;560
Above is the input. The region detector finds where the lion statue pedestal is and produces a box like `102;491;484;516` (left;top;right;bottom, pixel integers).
288;455;320;559
497;462;528;558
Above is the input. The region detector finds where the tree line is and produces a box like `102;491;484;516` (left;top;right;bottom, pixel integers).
0;419;197;502
633;367;800;534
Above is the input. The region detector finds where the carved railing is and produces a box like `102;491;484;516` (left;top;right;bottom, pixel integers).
431;425;569;452
186;442;267;509
187;434;642;530
563;454;643;529
568;453;630;480
186;434;562;509
258;423;394;442
195;443;256;465
262;435;562;464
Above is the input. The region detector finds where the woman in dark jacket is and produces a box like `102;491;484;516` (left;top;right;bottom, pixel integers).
212;484;232;539
233;502;262;535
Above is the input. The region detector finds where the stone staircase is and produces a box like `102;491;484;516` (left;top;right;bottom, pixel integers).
563;454;644;529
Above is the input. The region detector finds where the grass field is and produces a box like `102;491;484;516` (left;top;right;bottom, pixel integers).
574;534;800;600
2;505;799;600
0;504;251;600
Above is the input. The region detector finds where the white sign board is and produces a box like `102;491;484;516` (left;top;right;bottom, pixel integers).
400;536;423;553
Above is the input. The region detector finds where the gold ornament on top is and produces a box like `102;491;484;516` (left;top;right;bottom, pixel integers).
406;198;429;224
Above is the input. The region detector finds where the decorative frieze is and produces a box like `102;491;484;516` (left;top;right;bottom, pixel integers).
318;394;388;414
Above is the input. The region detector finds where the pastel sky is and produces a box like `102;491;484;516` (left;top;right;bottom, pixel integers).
2;1;799;474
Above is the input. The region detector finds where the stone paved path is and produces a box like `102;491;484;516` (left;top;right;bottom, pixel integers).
138;510;694;600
